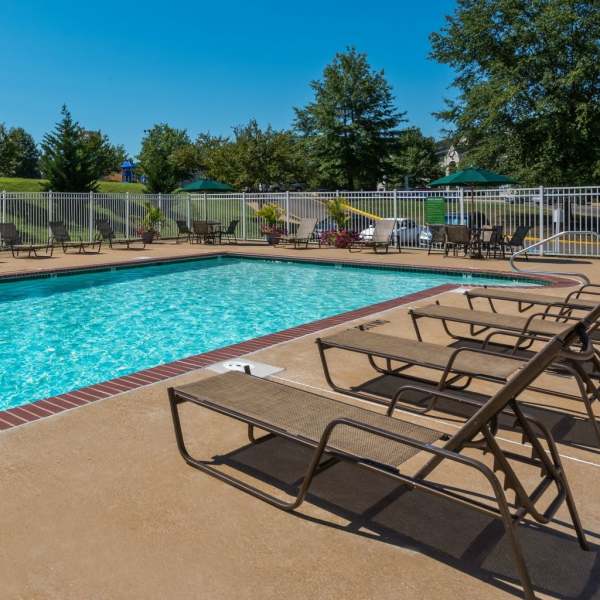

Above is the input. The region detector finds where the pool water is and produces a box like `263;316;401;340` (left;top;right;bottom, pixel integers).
0;256;538;409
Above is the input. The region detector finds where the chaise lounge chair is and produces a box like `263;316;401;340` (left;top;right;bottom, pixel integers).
281;217;318;249
316;303;600;446
0;223;54;258
96;219;145;249
49;221;102;254
168;323;592;600
348;219;398;253
465;284;600;314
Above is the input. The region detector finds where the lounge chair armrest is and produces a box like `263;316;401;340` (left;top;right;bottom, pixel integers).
322;417;497;481
387;384;479;416
481;329;552;349
441;345;525;379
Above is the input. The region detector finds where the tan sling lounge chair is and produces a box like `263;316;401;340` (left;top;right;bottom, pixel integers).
168;323;592;600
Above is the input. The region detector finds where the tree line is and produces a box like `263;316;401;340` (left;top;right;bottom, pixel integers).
2;0;599;192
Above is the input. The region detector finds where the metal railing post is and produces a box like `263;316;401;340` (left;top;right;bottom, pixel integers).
393;189;398;221
459;187;464;224
88;190;94;241
48;190;53;240
285;190;290;234
125;192;130;238
187;193;191;227
203;192;207;220
1;190;5;223
158;192;162;234
242;192;247;240
538;185;544;257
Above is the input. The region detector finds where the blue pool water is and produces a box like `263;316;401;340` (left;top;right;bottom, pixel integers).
0;256;539;410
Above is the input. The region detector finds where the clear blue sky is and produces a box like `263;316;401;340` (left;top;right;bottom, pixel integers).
1;0;457;156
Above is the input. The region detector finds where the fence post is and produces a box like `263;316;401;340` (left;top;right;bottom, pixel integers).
125;192;130;238
158;192;162;234
187;193;191;227
538;185;545;257
242;192;247;240
88;190;94;242
285;190;290;234
203;192;207;220
48;190;53;239
1;189;5;223
393;189;398;221
459;187;464;224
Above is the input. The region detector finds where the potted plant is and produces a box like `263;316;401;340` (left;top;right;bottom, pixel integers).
255;203;285;245
321;197;356;248
138;202;166;244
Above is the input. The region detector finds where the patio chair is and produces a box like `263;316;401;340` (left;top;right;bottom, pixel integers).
49;221;102;254
282;217;318;249
444;225;470;256
0;222;54;258
192;221;217;244
426;224;446;255
348;219;398;253
215;219;239;244
504;225;531;259
316;305;600;446
168;322;592;600
95;220;145;249
175;220;193;243
480;225;504;259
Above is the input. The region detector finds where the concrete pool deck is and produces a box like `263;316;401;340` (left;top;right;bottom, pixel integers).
1;241;599;599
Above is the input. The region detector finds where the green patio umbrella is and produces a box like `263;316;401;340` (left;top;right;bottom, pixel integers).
180;178;235;192
429;167;516;188
429;167;516;258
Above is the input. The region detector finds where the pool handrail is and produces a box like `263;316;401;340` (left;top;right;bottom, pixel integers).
510;230;600;285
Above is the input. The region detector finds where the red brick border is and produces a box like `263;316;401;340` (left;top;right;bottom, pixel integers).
0;282;458;431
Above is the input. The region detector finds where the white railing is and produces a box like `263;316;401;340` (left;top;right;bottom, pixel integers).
1;186;600;257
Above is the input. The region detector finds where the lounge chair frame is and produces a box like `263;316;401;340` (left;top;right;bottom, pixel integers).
348;220;399;254
0;223;54;258
49;221;102;254
169;328;591;599
317;325;600;447
465;284;600;315
281;217;319;249
96;220;145;249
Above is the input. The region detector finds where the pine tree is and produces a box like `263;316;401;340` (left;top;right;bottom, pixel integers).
40;106;122;192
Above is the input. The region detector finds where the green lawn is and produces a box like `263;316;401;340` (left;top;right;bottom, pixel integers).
0;177;147;194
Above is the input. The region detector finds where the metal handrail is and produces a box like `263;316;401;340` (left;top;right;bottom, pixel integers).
510;230;600;285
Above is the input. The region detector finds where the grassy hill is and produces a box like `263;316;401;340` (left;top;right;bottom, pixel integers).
0;177;147;194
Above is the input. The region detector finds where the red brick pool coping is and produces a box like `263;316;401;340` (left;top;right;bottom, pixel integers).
0;251;580;431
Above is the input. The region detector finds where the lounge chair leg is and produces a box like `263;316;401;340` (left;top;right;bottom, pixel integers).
168;388;331;512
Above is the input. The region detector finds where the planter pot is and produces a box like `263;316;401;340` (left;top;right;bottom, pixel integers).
141;231;155;244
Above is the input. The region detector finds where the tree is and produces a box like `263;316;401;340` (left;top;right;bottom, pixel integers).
196;120;309;190
430;0;600;185
138;124;194;193
388;128;443;188
294;47;405;190
40;106;123;192
0;124;40;178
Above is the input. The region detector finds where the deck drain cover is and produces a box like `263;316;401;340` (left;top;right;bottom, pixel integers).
207;360;284;378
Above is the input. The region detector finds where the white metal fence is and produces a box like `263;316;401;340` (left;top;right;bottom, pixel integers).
2;186;600;256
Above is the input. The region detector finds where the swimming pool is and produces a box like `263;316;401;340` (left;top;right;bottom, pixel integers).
0;256;540;410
